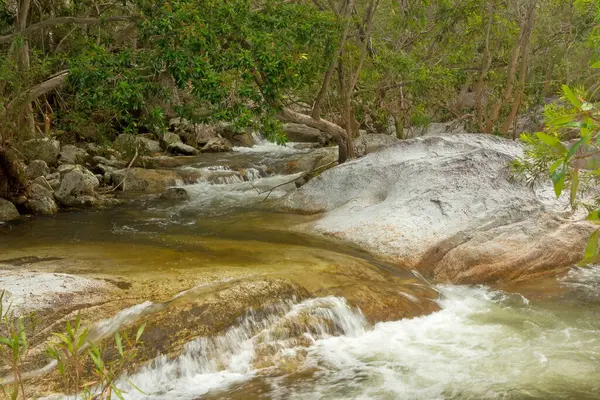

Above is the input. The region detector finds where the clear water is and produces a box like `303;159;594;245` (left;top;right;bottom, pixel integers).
2;148;600;400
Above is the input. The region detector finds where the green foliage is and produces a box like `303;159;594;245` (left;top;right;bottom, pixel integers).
514;83;600;262
1;292;145;400
0;292;34;400
62;0;338;141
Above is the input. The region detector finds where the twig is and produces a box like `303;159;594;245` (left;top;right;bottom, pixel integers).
252;160;338;201
108;147;138;192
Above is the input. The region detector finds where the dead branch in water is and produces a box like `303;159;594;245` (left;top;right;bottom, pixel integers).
249;159;337;201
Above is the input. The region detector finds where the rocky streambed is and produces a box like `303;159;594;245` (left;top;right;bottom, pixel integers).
1;133;599;399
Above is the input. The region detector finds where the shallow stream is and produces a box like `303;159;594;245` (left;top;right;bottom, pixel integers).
1;142;599;399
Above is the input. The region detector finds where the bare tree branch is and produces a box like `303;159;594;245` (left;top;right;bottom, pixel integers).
0;15;136;45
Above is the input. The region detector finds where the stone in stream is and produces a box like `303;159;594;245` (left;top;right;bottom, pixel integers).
166;141;199;156
283;123;331;145
0;198;19;222
201;137;233;153
23;182;58;214
160;187;190;201
109;168;182;193
55;165;100;207
278;134;595;284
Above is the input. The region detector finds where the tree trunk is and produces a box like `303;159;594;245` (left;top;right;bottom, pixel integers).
14;0;35;139
474;0;494;131
311;0;355;119
499;4;536;136
0;147;28;199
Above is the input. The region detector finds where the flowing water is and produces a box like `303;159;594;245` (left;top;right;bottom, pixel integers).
2;143;600;399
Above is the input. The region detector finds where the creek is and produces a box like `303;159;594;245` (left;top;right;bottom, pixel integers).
1;141;599;399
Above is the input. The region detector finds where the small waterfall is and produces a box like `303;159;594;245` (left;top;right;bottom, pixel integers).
115;297;367;399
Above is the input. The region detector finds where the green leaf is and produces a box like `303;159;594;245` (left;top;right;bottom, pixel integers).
566;139;584;161
591;60;600;69
112;385;126;400
588;210;600;221
570;169;579;205
88;348;104;370
76;328;89;350
536;132;559;146
548;115;575;126
549;159;563;174
584;229;600;259
562;85;582;108
115;331;124;357
136;323;146;342
551;167;566;197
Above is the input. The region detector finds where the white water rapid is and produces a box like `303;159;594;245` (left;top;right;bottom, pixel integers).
48;266;598;400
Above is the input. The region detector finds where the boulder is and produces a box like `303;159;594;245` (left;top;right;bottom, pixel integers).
283;123;330;145
282;147;338;174
160;187;190;201
355;134;399;156
201;137;233;153
114;134;153;156
23;183;58;214
279;134;595;284
58;145;88;165
160;132;182;149
19;138;60;165
109;168;182;193
138;137;162;153
0;198;19;222
172;119;219;147
25;160;50;180
216;123;255;147
166;142;199;156
55;165;100;207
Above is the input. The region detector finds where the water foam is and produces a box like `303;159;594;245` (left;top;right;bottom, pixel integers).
280;285;600;399
117;297;366;399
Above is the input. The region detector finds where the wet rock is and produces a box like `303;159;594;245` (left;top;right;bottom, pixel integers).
160;187;190;201
133;279;309;358
0;198;19;222
354;134;399;156
166;142;199;156
280;134;596;284
283;123;330;145
109;168;182;193
282;147;337;174
25;160;50;180
19;138;60;165
55;165;100;207
201;137;233;153
216;123;254;147
23;183;58;214
58;144;88;165
172;119;219;147
0;270;106;315
326;281;439;323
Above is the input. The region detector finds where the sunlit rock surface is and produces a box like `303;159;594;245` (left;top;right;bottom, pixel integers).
279;134;595;283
